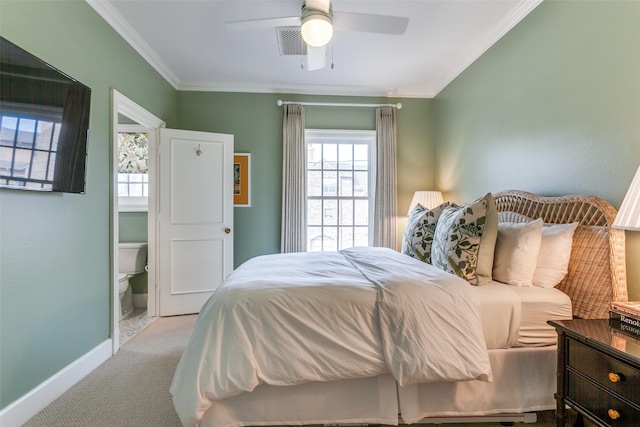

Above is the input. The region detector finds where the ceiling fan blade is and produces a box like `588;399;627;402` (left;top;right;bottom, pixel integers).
333;12;409;35
305;0;331;14
305;45;327;71
225;16;301;31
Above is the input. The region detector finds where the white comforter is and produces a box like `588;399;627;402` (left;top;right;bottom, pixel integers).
171;247;491;427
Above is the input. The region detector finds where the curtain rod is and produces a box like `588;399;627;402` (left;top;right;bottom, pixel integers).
277;100;402;109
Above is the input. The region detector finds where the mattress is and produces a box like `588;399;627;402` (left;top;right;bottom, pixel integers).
472;281;572;348
510;284;573;346
471;282;521;349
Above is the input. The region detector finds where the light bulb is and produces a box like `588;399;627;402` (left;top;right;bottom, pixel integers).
301;15;333;47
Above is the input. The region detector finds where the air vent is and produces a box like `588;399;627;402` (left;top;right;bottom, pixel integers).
277;26;307;56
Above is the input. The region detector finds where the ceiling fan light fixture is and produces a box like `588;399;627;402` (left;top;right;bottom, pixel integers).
301;8;333;47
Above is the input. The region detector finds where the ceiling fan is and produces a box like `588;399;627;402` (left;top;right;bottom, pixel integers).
225;0;409;71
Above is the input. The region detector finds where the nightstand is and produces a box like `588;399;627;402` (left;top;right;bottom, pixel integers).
548;319;640;427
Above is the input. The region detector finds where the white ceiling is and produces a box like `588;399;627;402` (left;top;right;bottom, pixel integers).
87;0;542;98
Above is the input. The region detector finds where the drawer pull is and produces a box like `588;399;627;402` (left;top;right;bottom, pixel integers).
608;372;622;383
608;409;621;420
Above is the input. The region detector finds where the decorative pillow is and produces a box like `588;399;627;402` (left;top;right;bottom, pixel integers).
532;222;579;288
492;219;543;287
402;202;453;264
431;193;498;285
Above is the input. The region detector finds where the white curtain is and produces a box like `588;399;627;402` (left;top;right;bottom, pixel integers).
281;104;307;253
373;107;397;249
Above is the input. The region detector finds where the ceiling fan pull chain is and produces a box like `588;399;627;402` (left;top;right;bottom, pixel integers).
331;38;335;69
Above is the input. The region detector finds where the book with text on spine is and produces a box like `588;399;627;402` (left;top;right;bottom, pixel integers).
610;301;640;317
610;308;640;323
609;314;640;339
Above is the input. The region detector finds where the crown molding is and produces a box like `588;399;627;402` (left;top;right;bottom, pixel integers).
177;80;436;98
87;0;541;99
86;0;181;89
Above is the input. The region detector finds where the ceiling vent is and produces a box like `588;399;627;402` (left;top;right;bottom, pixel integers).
277;27;307;56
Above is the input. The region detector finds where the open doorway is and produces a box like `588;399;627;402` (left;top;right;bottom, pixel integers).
116;124;153;343
110;89;165;353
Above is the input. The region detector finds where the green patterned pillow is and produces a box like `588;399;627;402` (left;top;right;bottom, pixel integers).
431;193;498;285
402;202;453;263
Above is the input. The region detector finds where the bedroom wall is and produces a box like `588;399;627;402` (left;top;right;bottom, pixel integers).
176;92;434;265
433;1;640;299
0;0;177;410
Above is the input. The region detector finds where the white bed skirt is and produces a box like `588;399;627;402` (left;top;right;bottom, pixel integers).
197;346;557;427
399;346;557;423
199;375;398;427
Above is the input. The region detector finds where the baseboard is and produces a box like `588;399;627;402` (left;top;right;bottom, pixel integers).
133;293;148;308
0;339;112;427
410;412;537;424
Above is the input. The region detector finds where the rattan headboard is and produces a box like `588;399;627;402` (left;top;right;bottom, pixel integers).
493;190;628;319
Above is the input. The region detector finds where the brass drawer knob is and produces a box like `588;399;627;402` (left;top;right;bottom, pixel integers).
608;372;622;383
608;409;620;420
225;228;231;234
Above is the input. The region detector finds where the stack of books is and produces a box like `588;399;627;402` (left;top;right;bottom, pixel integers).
609;301;640;343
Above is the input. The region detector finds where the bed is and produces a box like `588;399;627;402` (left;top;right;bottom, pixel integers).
171;190;628;427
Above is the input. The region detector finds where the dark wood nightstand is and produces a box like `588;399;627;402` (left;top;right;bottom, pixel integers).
548;319;640;427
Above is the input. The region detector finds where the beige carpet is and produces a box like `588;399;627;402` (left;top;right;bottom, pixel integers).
24;314;582;427
24;315;196;427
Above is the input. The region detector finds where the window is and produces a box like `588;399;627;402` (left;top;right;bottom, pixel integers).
0;112;60;190
118;125;149;211
306;129;376;252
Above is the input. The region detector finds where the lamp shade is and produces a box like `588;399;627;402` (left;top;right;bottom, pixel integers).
613;165;640;231
408;191;444;214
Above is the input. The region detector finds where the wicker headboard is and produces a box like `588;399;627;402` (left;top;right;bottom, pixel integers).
493;190;628;319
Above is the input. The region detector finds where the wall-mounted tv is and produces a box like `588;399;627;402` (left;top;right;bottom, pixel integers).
0;36;91;194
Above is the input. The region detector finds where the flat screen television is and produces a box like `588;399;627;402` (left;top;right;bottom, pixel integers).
0;36;91;194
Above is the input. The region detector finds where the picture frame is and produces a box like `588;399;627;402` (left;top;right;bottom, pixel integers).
233;153;251;207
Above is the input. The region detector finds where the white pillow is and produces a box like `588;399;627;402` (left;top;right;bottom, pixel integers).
532;222;579;288
492;219;543;287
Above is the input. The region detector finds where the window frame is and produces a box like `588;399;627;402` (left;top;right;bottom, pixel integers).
117;124;150;212
305;128;377;252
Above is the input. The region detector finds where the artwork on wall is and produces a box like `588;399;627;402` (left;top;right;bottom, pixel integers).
234;153;251;207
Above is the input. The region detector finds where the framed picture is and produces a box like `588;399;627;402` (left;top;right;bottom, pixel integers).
233;153;251;207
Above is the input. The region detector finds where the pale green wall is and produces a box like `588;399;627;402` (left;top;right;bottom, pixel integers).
434;1;640;299
176;93;433;265
121;93;433;274
119;212;148;243
0;0;177;409
4;0;639;414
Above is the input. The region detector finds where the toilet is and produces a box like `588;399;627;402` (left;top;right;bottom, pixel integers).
118;242;148;320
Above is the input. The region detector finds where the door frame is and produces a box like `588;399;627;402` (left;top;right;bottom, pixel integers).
110;89;165;354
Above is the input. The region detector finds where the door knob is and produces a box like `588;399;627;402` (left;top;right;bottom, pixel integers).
225;228;231;234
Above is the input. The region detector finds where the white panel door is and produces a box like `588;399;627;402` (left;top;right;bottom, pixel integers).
158;128;233;316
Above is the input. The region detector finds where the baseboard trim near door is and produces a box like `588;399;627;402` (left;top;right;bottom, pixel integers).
0;339;112;427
